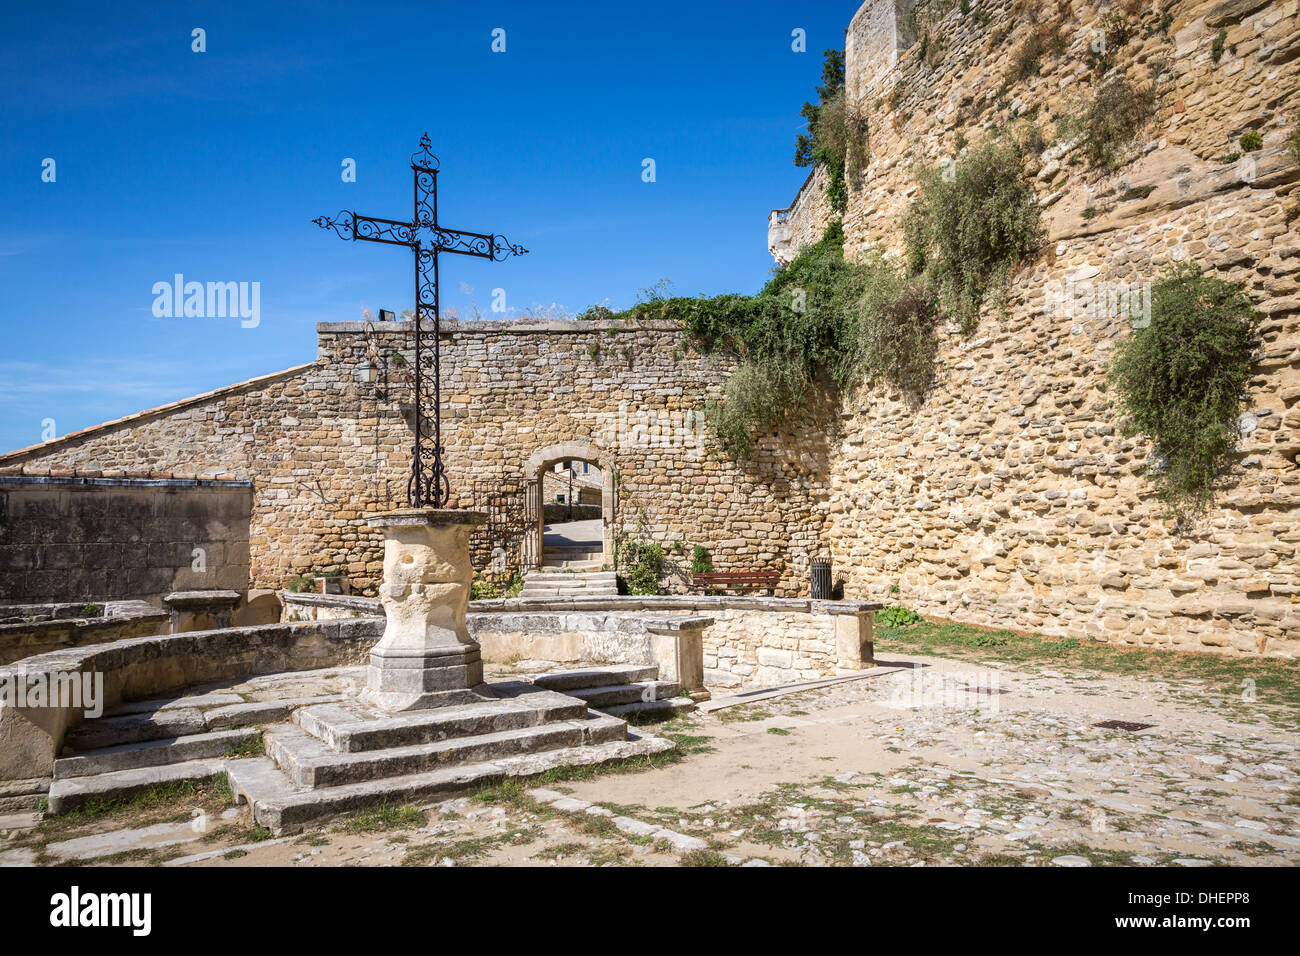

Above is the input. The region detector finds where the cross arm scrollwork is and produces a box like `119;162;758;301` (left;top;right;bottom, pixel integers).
429;226;529;261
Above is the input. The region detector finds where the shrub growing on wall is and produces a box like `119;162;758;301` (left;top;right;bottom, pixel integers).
1061;74;1158;170
902;138;1042;333
845;257;940;401
1108;261;1260;523
617;541;665;595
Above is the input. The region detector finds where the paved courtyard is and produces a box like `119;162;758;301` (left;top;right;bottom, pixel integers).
5;630;1295;868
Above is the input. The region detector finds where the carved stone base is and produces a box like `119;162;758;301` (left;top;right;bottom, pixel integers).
362;508;487;712
360;644;488;712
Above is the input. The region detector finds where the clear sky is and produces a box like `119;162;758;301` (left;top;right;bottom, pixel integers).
0;0;853;455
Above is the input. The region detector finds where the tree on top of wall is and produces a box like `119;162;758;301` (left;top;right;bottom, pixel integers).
794;49;867;214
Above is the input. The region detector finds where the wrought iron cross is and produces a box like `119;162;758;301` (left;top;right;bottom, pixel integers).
314;133;527;507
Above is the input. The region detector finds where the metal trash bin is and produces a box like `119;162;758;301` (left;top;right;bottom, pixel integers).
810;556;832;600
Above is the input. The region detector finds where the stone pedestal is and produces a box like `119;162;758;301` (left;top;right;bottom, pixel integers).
361;509;487;712
162;590;242;633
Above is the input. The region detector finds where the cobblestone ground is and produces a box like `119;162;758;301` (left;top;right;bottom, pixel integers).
4;645;1296;868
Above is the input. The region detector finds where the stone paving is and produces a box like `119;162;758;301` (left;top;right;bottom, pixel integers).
2;647;1296;867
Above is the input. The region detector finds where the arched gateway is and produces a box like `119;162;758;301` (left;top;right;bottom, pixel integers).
523;440;616;570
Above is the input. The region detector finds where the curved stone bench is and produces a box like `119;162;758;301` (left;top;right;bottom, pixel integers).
0;617;382;786
0;600;170;667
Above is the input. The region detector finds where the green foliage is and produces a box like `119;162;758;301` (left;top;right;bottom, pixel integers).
876;605;923;628
690;545;714;576
1289;119;1300;163
1239;130;1263;152
618;541;665;595
79;603;103;617
577;304;614;321
1211;29;1227;63
902;138;1042;333
1060;74;1157;171
843;257;940;400
794;49;845;166
1108;262;1260;523
470;570;523;600
794;49;865;213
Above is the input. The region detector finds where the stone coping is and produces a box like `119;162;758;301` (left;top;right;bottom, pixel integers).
317;318;684;335
644;617;715;633
162;590;242;608
282;591;881;617
473;595;882;616
0;600;168;632
365;508;488;528
0;474;252;487
280;593;384;615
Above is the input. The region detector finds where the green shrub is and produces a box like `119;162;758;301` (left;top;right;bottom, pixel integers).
1061;74;1158;170
1289;119;1300;163
877;605;923;628
1239;130;1263;152
1211;28;1227;63
1108;261;1260;522
844;257;940;399
690;545;714;576
902;138;1042;333
618;541;664;595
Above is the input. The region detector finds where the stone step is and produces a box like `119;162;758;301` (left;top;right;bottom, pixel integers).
599;698;696;721
540;559;604;570
566;681;681;708
62;695;347;752
268;715;629;788
523;572;617;586
293;690;588;753
542;547;602;558
202;696;349;731
531;665;659;692
47;758;228;815
227;730;676;835
54;729;261;780
63;709;208;752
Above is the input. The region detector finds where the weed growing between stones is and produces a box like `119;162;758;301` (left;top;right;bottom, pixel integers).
341;801;427;833
1059;74;1158;171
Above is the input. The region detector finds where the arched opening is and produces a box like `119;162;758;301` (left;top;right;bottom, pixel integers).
523;442;615;570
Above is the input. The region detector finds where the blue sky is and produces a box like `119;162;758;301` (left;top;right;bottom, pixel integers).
0;0;852;454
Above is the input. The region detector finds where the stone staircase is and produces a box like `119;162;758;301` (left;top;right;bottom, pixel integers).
520;545;618;597
45;664;692;833
530;664;695;721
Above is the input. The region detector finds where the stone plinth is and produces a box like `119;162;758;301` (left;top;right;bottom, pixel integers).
362;509;487;712
162;590;242;633
645;617;712;702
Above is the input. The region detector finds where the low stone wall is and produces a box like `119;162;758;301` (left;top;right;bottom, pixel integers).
0;600;170;666
542;503;602;523
282;592;879;689
0;617;382;784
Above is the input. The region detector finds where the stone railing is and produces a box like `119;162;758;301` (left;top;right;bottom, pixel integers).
0;600;170;666
0;617;382;786
282;591;880;690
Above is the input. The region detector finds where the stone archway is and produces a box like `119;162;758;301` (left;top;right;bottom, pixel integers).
524;441;616;569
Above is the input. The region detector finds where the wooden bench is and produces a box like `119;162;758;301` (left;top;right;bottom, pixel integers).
692;571;781;595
